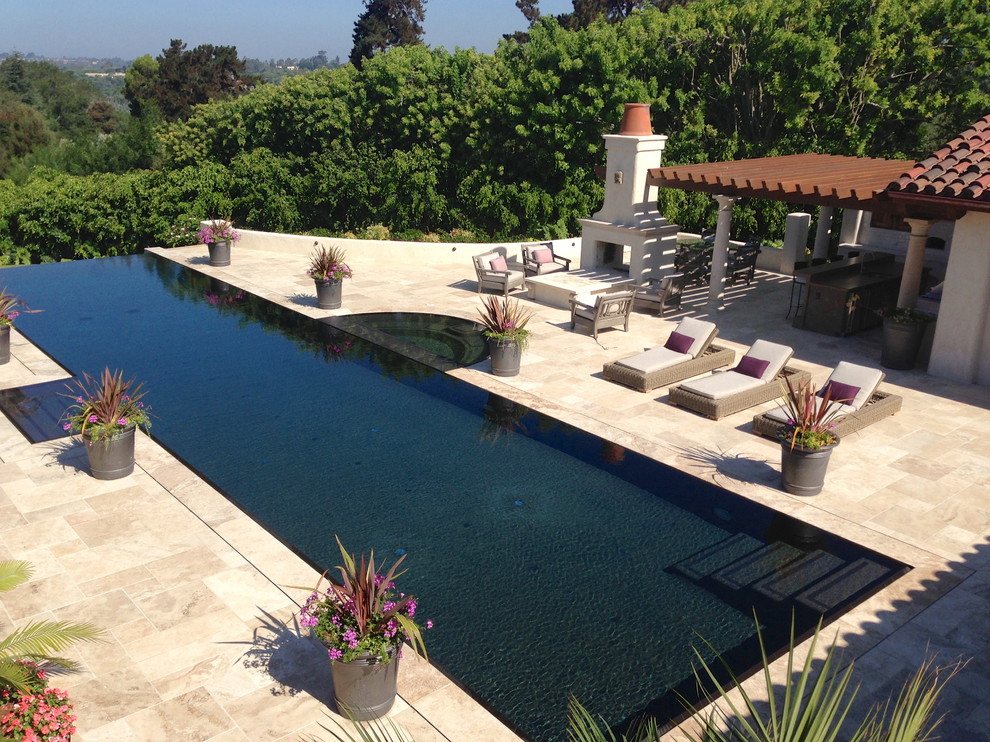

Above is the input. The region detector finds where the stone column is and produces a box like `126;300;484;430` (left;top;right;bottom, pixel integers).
812;205;834;261
838;208;863;247
781;213;811;274
898;218;934;307
709;195;738;308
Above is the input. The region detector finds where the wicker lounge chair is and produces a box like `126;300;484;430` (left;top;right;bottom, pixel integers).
668;340;810;419
602;317;735;392
473;247;526;296
752;361;903;439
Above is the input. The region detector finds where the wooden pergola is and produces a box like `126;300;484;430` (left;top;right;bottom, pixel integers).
647;153;914;211
644;153;921;307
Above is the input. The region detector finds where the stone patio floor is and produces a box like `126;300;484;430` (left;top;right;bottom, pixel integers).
0;242;987;741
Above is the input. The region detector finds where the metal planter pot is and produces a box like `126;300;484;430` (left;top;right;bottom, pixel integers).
329;647;400;721
780;439;838;496
83;425;137;480
489;338;522;377
0;324;9;364
315;279;343;310
207;240;232;267
880;319;926;370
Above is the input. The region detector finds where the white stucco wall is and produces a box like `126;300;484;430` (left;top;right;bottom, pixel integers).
927;211;990;385
196;224;583;268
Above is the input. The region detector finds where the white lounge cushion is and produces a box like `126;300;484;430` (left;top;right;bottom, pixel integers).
615;347;691;374
674;317;717;358
680;370;764;400
764;400;856;424
826;361;883;410
742;339;793;382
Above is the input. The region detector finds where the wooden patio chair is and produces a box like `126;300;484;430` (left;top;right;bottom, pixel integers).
569;289;636;339
472;247;526;296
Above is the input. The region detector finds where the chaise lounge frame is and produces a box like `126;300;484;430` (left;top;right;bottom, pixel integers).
751;389;903;439
668;366;811;420
602;339;736;393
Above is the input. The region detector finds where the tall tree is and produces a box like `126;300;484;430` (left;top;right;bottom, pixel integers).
122;54;159;118
516;0;690;30
350;0;427;68
124;41;257;121
0;54;33;104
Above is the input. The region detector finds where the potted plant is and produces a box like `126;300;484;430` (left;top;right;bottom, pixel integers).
198;218;240;267
774;376;847;496
307;242;353;310
62;368;152;480
477;296;533;377
1;560;105;742
0;289;23;365
298;537;430;721
877;306;936;370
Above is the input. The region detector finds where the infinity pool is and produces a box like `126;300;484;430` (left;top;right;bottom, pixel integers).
0;254;908;741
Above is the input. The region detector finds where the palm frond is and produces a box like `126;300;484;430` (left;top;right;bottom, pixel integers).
0;619;106;663
859;655;966;742
317;709;412;742
682;617;859;742
0;560;32;592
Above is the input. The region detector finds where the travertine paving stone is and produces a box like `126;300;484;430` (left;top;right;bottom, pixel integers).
0;242;986;740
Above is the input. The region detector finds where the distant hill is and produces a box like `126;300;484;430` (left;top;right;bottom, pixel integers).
0;51;130;71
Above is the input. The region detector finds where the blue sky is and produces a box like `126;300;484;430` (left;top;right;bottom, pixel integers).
1;0;576;61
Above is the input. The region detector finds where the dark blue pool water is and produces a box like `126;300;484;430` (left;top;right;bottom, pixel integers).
0;254;907;741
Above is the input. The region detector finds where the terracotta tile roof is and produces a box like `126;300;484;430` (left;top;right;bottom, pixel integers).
887;114;990;202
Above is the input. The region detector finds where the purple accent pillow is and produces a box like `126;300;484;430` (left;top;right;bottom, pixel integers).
820;380;860;404
736;355;770;379
664;331;694;355
489;256;508;272
533;248;553;264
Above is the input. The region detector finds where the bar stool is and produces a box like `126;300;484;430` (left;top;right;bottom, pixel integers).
786;260;809;319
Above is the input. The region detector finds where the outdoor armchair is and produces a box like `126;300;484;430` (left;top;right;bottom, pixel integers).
633;273;685;316
521;242;572;276
569;289;635;339
473;247;526;296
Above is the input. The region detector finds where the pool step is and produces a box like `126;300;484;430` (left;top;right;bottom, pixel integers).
672;533;765;580
673;535;866;606
796;558;892;613
712;542;806;590
752;551;846;601
673;536;901;621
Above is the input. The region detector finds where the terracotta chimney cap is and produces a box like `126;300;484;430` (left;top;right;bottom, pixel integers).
618;103;653;136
